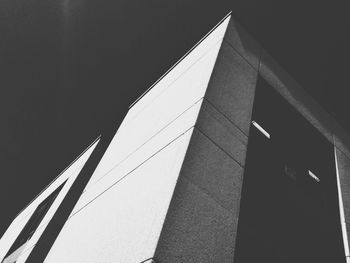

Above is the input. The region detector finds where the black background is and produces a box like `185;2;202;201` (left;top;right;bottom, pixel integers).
1;0;350;237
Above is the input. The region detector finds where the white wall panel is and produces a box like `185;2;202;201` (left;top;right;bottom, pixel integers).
1;15;232;263
2;243;27;263
0;214;29;262
13;246;32;263
74;100;203;214
44;129;194;263
127;16;230;116
0;139;99;262
87;38;224;188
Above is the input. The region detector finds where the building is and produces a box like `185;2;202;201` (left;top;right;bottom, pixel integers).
1;12;350;263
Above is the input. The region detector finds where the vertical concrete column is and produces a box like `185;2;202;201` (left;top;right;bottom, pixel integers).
335;142;350;262
154;17;261;263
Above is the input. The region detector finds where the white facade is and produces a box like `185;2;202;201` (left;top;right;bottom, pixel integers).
0;138;100;263
1;14;231;263
44;15;230;263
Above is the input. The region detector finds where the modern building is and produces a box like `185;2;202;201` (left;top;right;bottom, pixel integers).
1;12;350;263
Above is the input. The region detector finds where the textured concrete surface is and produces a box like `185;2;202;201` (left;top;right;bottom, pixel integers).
153;17;258;262
223;18;261;70
196;99;248;166
205;41;258;136
346;224;350;254
153;127;243;263
154;176;238;263
334;126;350;161
180;128;244;213
259;48;335;143
336;148;350;225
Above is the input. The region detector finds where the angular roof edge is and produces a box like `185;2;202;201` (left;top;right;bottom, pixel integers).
12;135;101;220
128;11;232;109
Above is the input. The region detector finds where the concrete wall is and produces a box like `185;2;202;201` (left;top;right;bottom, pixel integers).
154;16;258;263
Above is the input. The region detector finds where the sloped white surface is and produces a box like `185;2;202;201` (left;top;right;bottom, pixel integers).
45;15;230;263
11;246;32;263
1;14;231;263
44;129;194;263
73;100;203;214
85;16;229;189
0;139;99;262
128;16;229;116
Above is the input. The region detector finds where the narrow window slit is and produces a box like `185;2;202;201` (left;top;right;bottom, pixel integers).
252;121;270;139
308;170;320;182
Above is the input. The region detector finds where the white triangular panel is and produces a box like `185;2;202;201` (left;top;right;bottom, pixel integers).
43;15;231;263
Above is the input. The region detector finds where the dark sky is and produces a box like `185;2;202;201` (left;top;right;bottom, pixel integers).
1;0;350;237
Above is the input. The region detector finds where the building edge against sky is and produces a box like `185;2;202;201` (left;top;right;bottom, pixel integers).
2;12;350;263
